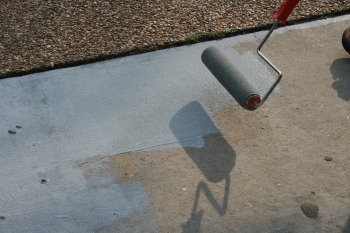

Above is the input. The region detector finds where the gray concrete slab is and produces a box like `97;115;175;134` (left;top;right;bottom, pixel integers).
1;14;350;232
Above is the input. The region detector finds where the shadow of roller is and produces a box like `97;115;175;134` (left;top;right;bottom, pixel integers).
202;0;301;111
169;101;235;183
169;101;235;232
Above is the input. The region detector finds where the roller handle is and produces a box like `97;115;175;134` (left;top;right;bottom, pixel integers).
273;0;301;24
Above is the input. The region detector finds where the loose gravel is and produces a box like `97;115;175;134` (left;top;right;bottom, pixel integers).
0;0;349;78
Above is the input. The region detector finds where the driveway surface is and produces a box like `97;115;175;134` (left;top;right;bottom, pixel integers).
1;15;350;232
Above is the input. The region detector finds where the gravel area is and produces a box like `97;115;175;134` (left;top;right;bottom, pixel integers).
0;0;349;78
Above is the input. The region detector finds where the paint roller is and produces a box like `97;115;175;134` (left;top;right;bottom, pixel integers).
202;0;301;110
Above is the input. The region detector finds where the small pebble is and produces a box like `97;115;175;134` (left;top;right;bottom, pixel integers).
301;203;319;219
8;129;16;134
0;215;5;220
16;125;22;129
50;62;54;68
324;156;333;161
182;188;187;191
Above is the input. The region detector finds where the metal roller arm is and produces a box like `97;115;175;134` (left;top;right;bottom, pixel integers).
255;20;282;108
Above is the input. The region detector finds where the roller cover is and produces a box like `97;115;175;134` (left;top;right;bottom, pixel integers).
201;46;260;110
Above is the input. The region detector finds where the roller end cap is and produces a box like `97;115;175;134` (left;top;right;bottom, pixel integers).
245;94;261;110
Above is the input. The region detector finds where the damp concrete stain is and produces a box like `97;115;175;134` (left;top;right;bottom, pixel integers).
95;211;158;233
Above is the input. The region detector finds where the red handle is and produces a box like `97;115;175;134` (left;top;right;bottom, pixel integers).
273;0;301;24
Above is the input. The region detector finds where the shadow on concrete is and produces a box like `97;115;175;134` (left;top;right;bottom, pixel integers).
169;101;235;233
331;58;350;101
342;215;350;233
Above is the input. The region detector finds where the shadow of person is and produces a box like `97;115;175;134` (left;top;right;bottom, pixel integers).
331;58;350;101
343;215;350;233
169;101;236;232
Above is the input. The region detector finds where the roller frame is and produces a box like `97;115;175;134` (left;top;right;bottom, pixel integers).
254;20;283;108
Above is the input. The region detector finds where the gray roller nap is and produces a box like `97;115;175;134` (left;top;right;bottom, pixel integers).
201;46;261;110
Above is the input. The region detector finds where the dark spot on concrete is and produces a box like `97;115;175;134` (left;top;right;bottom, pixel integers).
16;125;22;129
324;156;333;161
301;203;319;219
41;179;48;184
40;96;48;104
8;129;16;134
0;215;5;220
